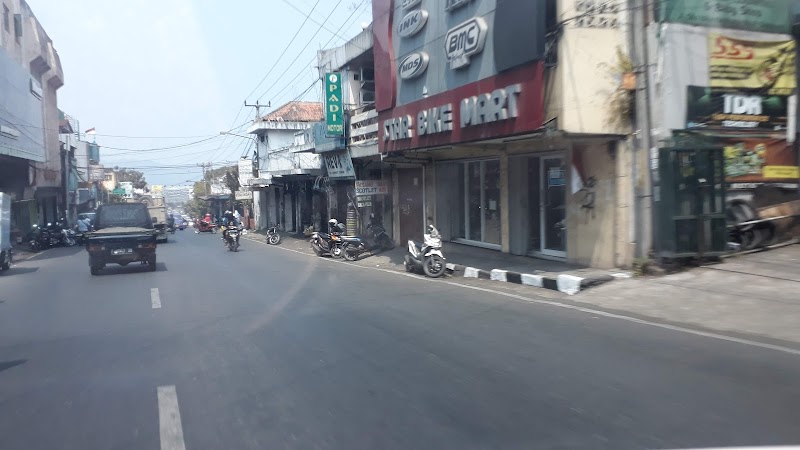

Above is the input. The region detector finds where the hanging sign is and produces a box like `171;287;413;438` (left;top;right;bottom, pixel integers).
323;150;355;179
325;72;344;136
709;35;796;96
355;180;390;195
685;86;789;131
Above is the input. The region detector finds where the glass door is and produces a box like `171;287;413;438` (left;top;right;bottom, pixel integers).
540;156;566;257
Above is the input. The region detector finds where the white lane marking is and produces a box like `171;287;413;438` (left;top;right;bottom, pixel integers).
157;385;186;450
242;235;800;357
151;288;162;309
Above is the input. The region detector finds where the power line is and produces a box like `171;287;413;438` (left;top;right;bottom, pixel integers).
255;0;344;103
244;0;322;102
268;0;368;107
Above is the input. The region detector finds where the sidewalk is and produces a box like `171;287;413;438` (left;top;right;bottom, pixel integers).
569;243;800;345
244;231;625;294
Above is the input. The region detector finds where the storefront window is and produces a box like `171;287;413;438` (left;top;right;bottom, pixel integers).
437;159;501;247
467;161;482;241
483;160;501;245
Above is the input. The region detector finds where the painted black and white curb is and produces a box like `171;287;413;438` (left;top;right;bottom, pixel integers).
446;263;620;295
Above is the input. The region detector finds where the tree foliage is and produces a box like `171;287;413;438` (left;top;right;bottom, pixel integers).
114;168;148;190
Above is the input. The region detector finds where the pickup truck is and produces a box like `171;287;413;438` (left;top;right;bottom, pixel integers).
86;203;158;275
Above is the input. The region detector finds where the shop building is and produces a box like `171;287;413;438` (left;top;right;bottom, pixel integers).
646;1;799;251
371;0;636;268
0;0;65;235
315;25;392;236
248;101;325;232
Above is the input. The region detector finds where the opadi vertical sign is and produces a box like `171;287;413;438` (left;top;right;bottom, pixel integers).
325;72;344;136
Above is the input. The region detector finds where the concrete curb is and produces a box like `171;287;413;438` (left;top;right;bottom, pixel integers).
446;263;615;295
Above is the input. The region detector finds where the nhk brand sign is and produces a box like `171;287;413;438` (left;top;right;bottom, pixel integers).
325;73;344;136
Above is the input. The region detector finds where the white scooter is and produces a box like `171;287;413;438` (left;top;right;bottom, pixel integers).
404;224;446;278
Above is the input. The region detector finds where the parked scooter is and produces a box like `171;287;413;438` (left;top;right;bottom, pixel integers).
310;219;345;258
341;215;394;261
404;224;447;278
265;226;281;245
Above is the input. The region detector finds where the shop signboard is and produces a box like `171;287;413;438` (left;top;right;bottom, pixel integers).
235;190;252;200
355;180;390;196
721;137;799;189
238;159;255;186
686;86;789;131
323;150;355;179
709;35;796;96
356;196;373;208
89;164;105;182
325;73;344;136
660;0;791;34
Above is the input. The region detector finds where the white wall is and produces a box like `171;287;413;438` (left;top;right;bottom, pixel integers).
556;0;628;134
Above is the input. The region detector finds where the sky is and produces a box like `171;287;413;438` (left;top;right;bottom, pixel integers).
31;0;373;186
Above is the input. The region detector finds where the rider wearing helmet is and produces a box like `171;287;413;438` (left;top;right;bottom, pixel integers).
221;210;238;242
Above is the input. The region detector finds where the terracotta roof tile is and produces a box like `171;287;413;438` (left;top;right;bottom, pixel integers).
261;101;323;123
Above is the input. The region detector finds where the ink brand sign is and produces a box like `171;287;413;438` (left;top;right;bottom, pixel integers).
686;86;789;131
397;9;428;38
325;73;344;136
445;17;488;69
398;52;430;80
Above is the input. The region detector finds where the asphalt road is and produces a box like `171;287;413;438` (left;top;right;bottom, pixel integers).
1;231;800;449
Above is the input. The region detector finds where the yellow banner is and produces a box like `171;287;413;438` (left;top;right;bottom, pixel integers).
709;34;796;95
763;166;800;179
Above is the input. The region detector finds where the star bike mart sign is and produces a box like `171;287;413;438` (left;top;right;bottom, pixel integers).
325;72;344;136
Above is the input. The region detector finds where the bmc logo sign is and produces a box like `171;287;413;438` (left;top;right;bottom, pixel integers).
445;17;488;69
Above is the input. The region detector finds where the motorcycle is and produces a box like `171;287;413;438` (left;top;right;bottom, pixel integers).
310;227;345;258
26;224;65;251
194;220;218;234
61;228;77;247
341;217;394;261
404;224;447;278
265;226;281;245
224;226;241;252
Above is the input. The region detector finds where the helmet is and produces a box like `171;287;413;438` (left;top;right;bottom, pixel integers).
328;218;338;226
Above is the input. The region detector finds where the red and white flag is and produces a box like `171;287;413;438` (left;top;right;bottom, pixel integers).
85;127;96;135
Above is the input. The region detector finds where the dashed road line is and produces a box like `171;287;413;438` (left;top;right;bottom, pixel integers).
151;288;162;309
157;385;186;450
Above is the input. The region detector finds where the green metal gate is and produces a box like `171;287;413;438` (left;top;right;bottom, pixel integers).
655;146;727;259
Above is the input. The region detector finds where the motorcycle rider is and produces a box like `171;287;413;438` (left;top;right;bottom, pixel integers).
166;213;176;231
221;210;239;243
328;218;345;234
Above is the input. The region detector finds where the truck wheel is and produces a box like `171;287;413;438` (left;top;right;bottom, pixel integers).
1;262;9;271
148;256;157;272
90;265;102;276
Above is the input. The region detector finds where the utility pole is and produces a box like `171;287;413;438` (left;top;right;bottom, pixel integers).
197;162;212;195
244;101;270;178
628;0;655;259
